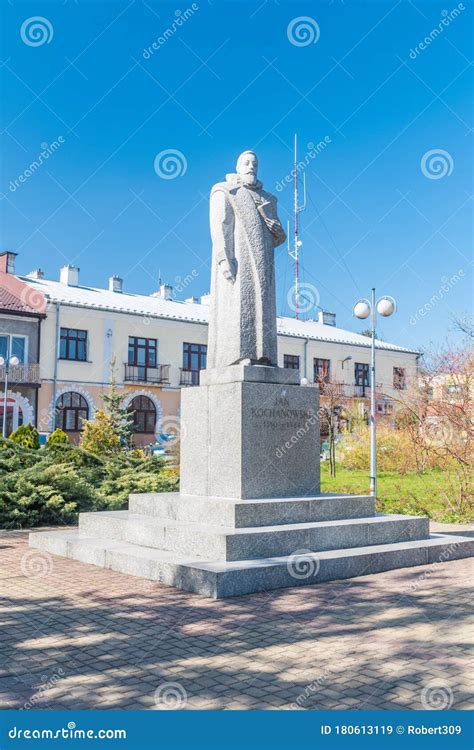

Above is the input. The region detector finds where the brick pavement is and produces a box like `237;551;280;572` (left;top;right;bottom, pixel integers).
0;527;472;710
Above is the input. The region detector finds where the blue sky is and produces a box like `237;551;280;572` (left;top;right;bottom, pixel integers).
1;0;472;352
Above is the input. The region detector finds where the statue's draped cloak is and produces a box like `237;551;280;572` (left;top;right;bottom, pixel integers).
207;176;285;369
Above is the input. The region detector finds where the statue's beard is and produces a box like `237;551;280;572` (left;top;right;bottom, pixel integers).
241;173;257;186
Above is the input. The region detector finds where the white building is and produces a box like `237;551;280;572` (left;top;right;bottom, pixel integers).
0;255;420;444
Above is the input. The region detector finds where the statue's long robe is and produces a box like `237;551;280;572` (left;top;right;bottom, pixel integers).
207;175;286;369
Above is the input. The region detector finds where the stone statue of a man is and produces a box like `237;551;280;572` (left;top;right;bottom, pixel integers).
207;151;286;369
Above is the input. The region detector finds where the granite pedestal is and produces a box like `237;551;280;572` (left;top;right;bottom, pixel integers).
180;364;320;499
29;365;474;598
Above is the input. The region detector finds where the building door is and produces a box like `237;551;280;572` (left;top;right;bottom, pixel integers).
0;396;24;436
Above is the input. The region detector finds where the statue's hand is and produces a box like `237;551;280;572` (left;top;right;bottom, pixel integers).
264;217;282;235
219;258;237;283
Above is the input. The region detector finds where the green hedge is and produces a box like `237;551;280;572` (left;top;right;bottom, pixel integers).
0;437;179;529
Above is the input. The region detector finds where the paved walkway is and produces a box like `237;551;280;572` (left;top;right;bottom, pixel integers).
0;527;472;710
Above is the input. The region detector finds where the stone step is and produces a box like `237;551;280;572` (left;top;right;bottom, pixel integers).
78;511;429;562
29;529;474;599
128;491;376;528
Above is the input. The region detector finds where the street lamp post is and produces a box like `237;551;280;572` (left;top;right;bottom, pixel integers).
353;289;396;497
0;340;20;438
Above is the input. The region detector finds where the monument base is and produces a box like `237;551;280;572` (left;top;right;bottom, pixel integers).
180;365;320;500
30;492;474;598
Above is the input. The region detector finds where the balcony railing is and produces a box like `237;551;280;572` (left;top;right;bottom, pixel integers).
180;369;201;386
315;381;383;399
0;363;40;385
124;364;170;385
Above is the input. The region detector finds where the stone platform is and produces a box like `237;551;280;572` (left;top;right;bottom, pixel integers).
29;492;474;598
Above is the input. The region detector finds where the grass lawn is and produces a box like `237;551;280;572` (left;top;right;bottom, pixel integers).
320;462;472;523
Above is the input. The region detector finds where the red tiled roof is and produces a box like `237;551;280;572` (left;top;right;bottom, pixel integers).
0;285;44;315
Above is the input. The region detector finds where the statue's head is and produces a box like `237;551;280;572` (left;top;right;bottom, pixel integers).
236;151;258;186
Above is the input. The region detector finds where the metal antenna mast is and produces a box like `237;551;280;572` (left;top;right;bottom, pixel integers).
288;133;306;319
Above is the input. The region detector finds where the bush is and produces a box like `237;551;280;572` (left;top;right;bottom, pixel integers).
0;436;179;529
340;427;428;474
46;428;69;445
80;410;121;456
9;424;40;450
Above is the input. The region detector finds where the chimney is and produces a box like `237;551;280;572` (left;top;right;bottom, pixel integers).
59;265;80;286
26;268;45;280
318;310;336;327
0;251;17;274
108;275;123;293
151;283;173;300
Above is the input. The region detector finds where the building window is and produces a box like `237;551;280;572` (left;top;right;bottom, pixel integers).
0;334;27;364
60;328;87;361
128;395;156;434
314;358;331;383
354;362;370;385
377;401;395;415
284;354;300;370
393;367;406;390
182;343;207;385
128;337;157;367
55;392;89;432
